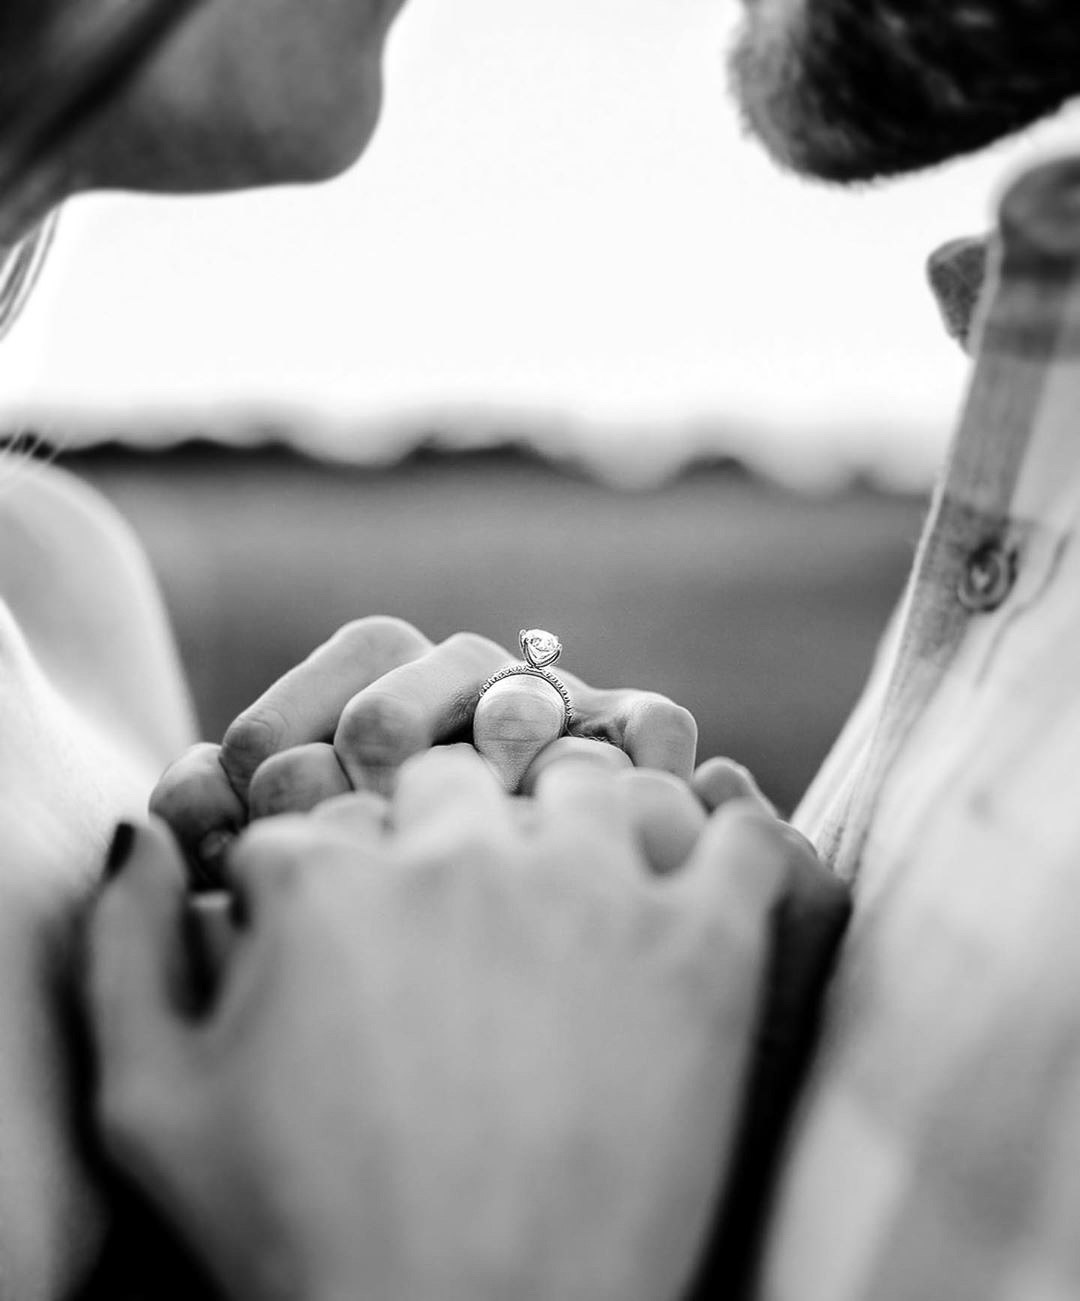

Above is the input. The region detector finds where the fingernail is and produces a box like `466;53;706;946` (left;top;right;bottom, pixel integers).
104;822;136;881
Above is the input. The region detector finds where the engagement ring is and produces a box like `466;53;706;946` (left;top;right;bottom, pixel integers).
478;629;574;733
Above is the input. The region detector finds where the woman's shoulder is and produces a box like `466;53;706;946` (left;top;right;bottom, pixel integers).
0;457;145;578
0;460;197;765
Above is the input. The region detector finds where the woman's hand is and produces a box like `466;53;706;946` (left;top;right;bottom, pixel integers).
150;617;699;868
87;749;847;1301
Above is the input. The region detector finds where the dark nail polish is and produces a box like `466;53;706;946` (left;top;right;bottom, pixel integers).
104;822;136;881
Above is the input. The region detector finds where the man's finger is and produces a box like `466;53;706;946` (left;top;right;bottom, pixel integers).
247;743;352;819
680;813;848;1296
87;820;192;1088
221;816;341;926
672;800;790;941
334;633;509;797
520;736;633;795
220;617;432;796
763;824;850;1025
310;791;389;843
532;758;638;870
392;745;514;845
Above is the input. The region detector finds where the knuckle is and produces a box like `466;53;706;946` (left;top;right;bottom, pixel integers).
312;789;388;825
256;851;305;897
706;756;754;785
635;697;698;747
619;767;690;801
222;703;292;781
442;826;498;869
398;743;482;788
336;691;427;768
402;845;474;900
231;819;313;895
328;615;426;661
247;750;313;817
442;631;504;666
675;899;768;1013
693;757;774;815
728;814;790;890
546;740;632;778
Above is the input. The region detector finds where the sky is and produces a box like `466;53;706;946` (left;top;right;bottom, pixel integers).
3;0;1080;487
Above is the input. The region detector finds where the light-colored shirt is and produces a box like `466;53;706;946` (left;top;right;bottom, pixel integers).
760;155;1080;1301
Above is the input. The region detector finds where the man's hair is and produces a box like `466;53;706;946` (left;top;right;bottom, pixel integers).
731;0;1080;182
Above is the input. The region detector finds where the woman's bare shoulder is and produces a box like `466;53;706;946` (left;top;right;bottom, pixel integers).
0;460;198;765
3;458;142;555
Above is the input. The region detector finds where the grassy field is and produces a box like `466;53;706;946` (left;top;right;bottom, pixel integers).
67;445;925;814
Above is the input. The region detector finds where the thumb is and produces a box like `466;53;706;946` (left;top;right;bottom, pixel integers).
86;819;194;1093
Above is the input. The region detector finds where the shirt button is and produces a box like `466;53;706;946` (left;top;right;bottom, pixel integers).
958;540;1018;613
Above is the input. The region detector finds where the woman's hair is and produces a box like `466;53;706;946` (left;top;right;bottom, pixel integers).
0;217;59;473
0;215;57;343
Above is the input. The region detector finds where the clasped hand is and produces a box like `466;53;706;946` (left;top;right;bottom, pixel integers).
89;744;846;1301
149;617;704;867
86;616;848;1301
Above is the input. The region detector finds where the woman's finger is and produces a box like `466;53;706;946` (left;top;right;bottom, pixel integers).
149;743;245;869
559;684;698;780
247;743;352;819
220;617;432;796
333;633;510;797
473;675;567;791
618;693;699;777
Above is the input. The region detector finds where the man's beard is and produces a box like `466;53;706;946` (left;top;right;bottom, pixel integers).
729;0;1080;182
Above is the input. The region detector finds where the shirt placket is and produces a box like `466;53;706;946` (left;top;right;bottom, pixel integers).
825;158;1080;887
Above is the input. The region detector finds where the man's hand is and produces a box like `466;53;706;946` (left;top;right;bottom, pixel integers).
87;749;846;1301
150;617;699;868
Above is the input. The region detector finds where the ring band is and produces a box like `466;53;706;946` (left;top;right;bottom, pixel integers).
478;629;574;733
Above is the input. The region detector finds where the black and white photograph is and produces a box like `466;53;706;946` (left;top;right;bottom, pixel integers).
1;1;1079;1297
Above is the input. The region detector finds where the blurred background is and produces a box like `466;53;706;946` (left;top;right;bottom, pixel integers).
6;0;1080;810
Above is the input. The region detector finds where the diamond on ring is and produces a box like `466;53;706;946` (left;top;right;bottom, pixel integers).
478;628;573;733
520;628;563;670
